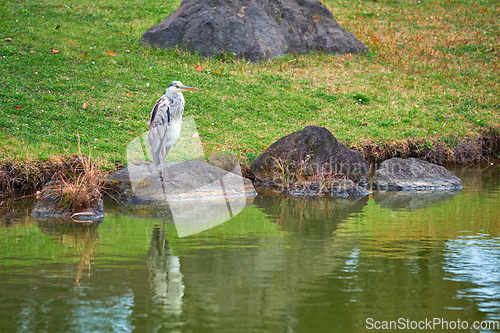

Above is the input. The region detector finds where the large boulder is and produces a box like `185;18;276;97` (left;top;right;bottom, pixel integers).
141;0;368;62
107;160;257;203
372;158;463;191
250;125;369;185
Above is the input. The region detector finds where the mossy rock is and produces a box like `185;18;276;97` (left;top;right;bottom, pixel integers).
31;183;104;221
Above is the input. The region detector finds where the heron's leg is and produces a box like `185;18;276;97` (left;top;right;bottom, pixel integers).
158;147;166;190
158;147;167;187
161;147;166;171
160;146;178;189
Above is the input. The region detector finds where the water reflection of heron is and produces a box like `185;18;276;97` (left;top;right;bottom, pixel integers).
148;220;184;317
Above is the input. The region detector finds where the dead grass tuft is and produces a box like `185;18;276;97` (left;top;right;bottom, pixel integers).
41;152;106;212
0;157;83;195
270;157;343;195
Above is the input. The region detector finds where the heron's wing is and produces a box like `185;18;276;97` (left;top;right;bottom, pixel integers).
148;95;172;152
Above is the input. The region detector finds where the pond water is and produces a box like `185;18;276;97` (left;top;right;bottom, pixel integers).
1;163;500;333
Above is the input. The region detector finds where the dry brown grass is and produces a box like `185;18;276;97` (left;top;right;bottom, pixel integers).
270;156;343;194
42;152;106;212
0;157;81;195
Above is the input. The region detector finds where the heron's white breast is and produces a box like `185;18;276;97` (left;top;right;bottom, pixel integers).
164;118;182;148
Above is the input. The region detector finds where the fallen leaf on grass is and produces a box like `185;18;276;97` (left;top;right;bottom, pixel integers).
82;101;88;109
117;32;124;35
51;49;60;55
213;70;223;75
68;41;74;45
54;25;60;29
127;93;132;97
4;38;12;41
56;122;61;126
82;52;88;58
483;8;487;12
107;51;115;56
372;37;380;43
30;50;35;53
14;106;21;110
195;63;202;72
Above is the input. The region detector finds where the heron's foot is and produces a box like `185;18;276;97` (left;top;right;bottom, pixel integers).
159;173;178;189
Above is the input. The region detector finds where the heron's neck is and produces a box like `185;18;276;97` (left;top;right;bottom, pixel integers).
165;91;182;99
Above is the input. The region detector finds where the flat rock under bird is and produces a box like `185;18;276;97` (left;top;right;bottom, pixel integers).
148;81;199;167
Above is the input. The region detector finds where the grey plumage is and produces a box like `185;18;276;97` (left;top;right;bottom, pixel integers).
148;81;198;167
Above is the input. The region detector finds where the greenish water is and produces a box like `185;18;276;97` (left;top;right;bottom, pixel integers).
1;164;500;333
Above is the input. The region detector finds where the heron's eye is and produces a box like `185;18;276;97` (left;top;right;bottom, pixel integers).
176;85;181;88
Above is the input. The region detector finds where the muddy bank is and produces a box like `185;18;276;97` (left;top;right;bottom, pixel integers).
358;131;500;167
1;133;499;196
0;157;122;197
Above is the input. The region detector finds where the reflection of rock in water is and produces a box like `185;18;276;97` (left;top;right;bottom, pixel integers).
33;217;102;286
34;217;102;235
148;224;184;316
169;197;251;237
178;197;360;331
104;197;174;221
373;190;461;212
104;196;255;238
254;187;369;234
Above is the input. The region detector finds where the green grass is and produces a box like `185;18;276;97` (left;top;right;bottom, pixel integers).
0;0;499;169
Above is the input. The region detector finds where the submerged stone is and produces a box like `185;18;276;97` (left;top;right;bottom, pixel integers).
372;158;463;191
330;179;371;198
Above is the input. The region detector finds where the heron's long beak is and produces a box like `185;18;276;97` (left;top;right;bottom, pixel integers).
180;85;199;91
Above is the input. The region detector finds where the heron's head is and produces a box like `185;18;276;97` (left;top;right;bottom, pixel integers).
165;81;199;96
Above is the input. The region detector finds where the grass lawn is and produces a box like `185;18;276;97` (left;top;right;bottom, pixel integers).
1;0;499;171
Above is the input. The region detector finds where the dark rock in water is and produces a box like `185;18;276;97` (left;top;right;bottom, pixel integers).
141;0;368;62
373;189;461;212
250;125;369;185
372;158;463;191
31;184;104;221
330;179;370;198
107;160;257;203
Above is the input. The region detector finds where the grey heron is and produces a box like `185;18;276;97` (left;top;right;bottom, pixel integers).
148;81;199;167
